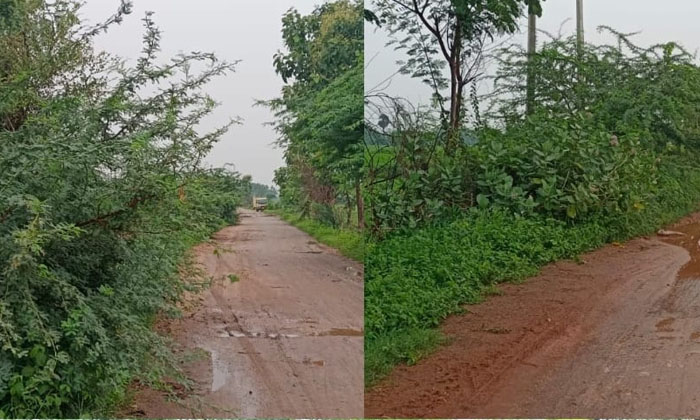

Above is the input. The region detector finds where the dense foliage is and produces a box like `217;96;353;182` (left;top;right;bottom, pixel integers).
0;1;248;416
365;98;477;233
365;24;700;383
269;0;364;230
365;159;700;383
367;31;700;233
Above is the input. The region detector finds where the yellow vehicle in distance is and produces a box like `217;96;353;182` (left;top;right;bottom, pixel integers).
252;197;268;212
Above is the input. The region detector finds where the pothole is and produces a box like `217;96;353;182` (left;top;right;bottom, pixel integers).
318;328;364;337
656;317;675;332
214;326;362;339
302;357;325;367
217;329;302;339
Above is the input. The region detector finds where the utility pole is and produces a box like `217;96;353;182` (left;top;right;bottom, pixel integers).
526;8;537;115
575;0;585;112
576;0;584;54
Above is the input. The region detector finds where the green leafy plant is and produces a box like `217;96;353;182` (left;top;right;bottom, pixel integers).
366;161;700;384
0;1;249;416
364;19;700;386
267;0;365;231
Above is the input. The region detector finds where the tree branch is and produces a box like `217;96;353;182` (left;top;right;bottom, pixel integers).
389;0;453;64
75;194;154;227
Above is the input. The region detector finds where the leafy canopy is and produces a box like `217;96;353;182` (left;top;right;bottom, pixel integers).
268;0;364;228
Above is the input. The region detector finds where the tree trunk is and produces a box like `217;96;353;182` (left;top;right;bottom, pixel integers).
447;20;463;149
447;61;461;148
345;192;352;227
355;181;364;231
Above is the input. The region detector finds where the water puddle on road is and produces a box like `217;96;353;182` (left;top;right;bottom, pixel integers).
213;323;363;339
653;219;700;321
659;220;700;279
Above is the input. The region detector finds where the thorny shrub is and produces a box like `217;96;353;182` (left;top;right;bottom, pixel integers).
0;1;248;416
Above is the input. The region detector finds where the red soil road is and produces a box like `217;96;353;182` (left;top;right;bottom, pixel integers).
365;212;700;418
129;209;364;418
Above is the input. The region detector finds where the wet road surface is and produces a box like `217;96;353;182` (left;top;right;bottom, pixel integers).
134;209;364;418
366;212;700;418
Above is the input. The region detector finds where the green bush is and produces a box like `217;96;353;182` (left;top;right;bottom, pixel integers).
474;113;659;220
0;1;247;416
365;158;700;385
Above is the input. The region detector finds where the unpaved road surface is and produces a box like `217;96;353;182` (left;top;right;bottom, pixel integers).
131;209;363;418
366;212;700;418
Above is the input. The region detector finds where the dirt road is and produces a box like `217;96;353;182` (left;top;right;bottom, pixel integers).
132;209;363;418
366;212;700;418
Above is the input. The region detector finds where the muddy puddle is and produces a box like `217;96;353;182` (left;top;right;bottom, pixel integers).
319;328;364;337
212;323;362;339
659;220;700;279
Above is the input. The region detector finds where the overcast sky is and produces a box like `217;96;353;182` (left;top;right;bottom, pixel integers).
366;0;700;106
81;1;320;186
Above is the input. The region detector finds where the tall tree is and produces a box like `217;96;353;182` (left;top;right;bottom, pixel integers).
268;0;364;228
373;0;544;147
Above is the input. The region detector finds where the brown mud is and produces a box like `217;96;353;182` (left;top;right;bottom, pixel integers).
365;212;700;418
128;209;364;418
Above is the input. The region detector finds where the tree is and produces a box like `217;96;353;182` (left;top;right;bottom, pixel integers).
268;0;364;229
373;0;544;147
0;0;131;131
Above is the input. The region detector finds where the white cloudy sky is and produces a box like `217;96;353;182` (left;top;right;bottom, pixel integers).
366;0;700;106
79;1;700;185
81;1;321;186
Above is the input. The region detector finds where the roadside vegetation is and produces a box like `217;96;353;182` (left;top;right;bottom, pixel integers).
365;0;700;384
270;208;363;261
265;0;364;258
0;1;250;416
